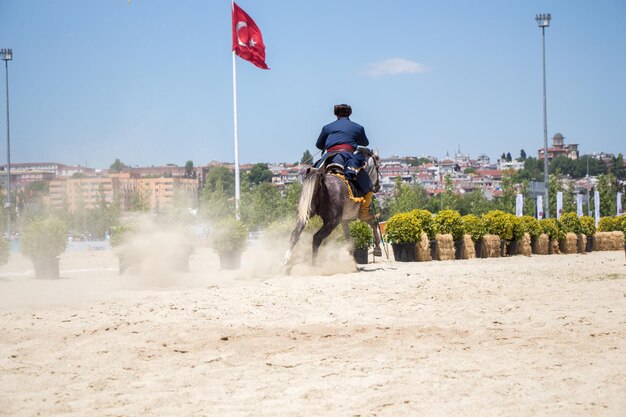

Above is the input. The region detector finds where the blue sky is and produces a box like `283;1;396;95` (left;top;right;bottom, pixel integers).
0;0;625;169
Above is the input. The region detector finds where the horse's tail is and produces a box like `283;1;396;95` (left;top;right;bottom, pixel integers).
297;171;323;224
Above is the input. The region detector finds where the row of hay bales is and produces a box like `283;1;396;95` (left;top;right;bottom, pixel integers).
384;209;626;262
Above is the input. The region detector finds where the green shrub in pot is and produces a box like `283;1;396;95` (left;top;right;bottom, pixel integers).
461;214;485;243
434;209;464;241
211;217;248;254
386;212;422;244
348;219;374;250
559;212;583;235
21;216;68;279
580;216;596;237
519;215;542;239
539;218;565;241
409;209;436;240
482;210;514;241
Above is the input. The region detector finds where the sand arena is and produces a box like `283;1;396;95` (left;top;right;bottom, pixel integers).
0;236;625;416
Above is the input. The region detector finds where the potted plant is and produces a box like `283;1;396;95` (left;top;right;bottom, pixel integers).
411;209;437;259
21;216;68;279
435;209;464;259
539;218;564;254
348;219;373;264
462;214;486;257
386;212;422;262
508;215;524;256
211;217;248;270
580;215;596;252
559;212;583;254
110;222;137;274
519;215;542;254
482;210;514;256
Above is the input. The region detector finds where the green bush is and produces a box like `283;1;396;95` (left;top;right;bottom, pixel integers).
519;215;542;239
410;209;436;240
110;223;137;248
461;214;485;242
263;220;294;241
539;218;564;241
386;212;422;244
482;210;514;241
211;217;248;254
434;209;464;241
21;216;68;260
580;216;596;237
597;216;617;232
559;212;582;235
616;214;626;244
509;215;524;241
348;220;374;250
0;237;9;266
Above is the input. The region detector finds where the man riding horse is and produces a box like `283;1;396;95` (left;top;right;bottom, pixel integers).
314;104;375;222
282;102;385;268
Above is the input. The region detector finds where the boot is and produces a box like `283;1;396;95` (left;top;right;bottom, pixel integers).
358;192;374;221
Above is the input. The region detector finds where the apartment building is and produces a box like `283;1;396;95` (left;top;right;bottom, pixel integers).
47;173;198;212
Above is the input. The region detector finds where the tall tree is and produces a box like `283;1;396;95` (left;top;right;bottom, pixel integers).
495;171;516;213
184;160;195;178
441;173;459;211
204;166;235;194
385;177;433;217
519;149;527;161
300;150;313;165
247;163;273;186
596;173;617;216
109;158;127;173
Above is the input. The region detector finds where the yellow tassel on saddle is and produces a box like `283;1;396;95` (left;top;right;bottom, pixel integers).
329;173;365;204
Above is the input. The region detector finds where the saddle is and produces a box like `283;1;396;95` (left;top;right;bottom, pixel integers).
309;156;364;199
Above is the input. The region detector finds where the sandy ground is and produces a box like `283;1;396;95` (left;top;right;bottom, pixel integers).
0;243;625;417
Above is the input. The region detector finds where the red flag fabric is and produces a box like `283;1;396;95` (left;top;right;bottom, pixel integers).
232;2;269;70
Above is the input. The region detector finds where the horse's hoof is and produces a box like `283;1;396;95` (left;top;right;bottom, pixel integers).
281;249;292;266
373;248;382;257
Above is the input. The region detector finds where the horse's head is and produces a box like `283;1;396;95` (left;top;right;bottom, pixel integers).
365;149;381;193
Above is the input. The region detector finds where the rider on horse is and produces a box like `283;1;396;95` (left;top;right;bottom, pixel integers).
314;104;375;221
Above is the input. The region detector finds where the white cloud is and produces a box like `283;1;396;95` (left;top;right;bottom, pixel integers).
364;58;430;77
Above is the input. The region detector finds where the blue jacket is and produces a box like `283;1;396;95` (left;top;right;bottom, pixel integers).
315;117;369;151
314;117;373;195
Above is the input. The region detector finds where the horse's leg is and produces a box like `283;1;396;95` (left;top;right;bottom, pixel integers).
312;218;340;265
366;218;383;256
282;220;306;266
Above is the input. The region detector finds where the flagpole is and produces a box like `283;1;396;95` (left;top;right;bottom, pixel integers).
231;1;241;217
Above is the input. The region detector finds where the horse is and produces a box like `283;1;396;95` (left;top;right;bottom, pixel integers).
282;150;383;267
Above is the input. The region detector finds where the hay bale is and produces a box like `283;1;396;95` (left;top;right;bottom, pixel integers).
462;234;475;259
559;232;578;254
435;234;455;261
593;231;625;251
517;232;532;257
549;239;560;254
577;234;587;254
481;234;501;258
532;233;549;255
416;232;432;262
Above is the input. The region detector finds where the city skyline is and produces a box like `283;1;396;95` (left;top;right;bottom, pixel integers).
1;1;625;169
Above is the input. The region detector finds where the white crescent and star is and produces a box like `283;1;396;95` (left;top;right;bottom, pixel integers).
236;21;258;48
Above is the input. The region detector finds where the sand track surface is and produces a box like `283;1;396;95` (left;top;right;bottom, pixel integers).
1;248;625;416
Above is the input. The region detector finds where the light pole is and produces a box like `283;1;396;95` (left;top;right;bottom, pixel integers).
535;13;551;218
0;48;12;236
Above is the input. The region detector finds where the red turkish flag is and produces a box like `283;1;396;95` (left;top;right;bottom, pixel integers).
232;2;269;70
